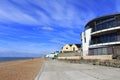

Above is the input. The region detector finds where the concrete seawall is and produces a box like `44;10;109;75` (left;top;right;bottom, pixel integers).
83;55;112;60
57;56;81;60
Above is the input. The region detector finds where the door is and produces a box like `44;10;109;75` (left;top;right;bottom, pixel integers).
73;47;75;52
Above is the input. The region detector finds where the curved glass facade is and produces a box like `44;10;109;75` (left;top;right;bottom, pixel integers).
86;14;120;32
86;14;120;45
92;20;120;32
85;14;120;56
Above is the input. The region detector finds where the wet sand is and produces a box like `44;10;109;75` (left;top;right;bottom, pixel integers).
0;58;44;80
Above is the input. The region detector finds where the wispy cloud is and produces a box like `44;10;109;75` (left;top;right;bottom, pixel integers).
42;26;54;31
0;0;118;56
0;7;39;25
0;0;97;28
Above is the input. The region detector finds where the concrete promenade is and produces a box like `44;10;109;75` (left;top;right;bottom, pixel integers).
36;60;120;80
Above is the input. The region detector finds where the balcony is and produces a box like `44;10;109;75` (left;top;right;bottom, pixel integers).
89;41;120;48
92;21;120;34
90;32;120;45
91;26;120;36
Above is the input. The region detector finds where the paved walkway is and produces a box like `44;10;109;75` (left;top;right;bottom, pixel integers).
36;60;120;80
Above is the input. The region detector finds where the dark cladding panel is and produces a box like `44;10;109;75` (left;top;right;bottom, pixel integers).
115;15;120;21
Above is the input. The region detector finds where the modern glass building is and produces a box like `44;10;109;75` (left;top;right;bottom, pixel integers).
81;13;120;59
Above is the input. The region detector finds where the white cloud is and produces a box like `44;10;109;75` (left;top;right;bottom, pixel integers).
22;0;96;28
50;39;65;45
0;0;96;28
0;9;39;25
42;26;54;31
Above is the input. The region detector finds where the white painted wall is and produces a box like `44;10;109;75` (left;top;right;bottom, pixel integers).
81;28;92;56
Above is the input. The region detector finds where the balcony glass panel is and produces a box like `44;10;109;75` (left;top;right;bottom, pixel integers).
92;20;120;32
90;32;119;45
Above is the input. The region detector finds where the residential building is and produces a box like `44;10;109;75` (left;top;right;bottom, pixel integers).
46;51;60;59
58;44;82;60
81;13;120;60
62;44;72;53
62;44;81;53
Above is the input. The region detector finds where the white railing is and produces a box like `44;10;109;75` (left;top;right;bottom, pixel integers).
91;26;120;35
89;41;120;48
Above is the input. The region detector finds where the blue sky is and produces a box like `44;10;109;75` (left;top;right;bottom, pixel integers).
0;0;120;56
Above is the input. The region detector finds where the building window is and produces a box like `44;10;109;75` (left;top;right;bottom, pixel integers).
66;47;68;49
102;48;107;55
84;32;86;43
89;47;113;55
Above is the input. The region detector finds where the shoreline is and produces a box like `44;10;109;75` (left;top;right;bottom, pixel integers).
0;57;42;63
0;58;44;80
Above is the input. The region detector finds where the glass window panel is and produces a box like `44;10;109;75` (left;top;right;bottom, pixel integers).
94;49;98;55
98;48;102;55
102;48;107;55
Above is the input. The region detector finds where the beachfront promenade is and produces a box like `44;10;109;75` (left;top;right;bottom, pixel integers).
36;60;120;80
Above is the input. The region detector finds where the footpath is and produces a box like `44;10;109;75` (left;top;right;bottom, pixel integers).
35;60;120;80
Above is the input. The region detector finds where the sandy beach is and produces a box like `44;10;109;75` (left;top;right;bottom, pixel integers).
0;58;44;80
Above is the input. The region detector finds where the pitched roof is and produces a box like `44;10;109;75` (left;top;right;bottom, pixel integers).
66;44;81;48
69;44;72;46
74;44;81;48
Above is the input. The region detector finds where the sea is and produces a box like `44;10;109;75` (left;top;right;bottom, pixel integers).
0;57;35;62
